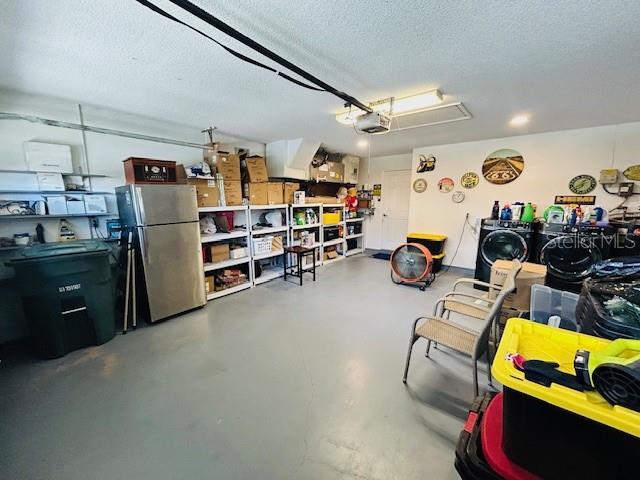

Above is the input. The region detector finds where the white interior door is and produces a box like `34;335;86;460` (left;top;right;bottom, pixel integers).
381;170;411;251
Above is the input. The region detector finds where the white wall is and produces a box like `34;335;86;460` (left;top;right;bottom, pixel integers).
0;88;264;253
409;122;640;269
358;153;412;249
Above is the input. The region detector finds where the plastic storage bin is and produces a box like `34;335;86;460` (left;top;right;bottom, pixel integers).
8;241;115;359
529;284;579;330
322;212;341;225
432;253;445;273
407;233;447;255
492;319;640;479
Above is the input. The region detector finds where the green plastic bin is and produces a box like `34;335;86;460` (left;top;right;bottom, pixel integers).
8;240;115;359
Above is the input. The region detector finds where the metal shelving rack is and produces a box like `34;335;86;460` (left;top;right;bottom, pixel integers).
249;204;290;285
288;203;322;269
199;205;253;300
320;203;347;265
344;216;365;256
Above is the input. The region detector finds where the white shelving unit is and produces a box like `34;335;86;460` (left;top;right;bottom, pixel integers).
249;204;290;286
199;205;253;300
289;203;322;269
344;213;365;257
320;203;346;265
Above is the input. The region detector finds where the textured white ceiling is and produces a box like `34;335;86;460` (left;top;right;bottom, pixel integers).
2;0;640;156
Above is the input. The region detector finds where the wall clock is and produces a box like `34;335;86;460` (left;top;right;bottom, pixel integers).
460;172;479;189
438;177;454;193
568;174;597;194
412;178;427;193
482;149;524;185
452;191;465;203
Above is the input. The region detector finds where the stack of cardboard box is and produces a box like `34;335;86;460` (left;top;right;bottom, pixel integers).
218;153;243;206
489;260;547;322
246;156;284;205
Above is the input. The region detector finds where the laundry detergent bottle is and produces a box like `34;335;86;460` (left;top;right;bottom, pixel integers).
521;202;535;222
500;204;512;220
491;201;500;220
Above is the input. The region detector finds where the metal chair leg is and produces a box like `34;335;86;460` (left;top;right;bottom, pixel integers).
425;340;432;358
403;336;417;383
472;355;479;398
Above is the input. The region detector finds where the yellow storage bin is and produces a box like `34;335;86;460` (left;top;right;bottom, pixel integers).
407;232;447;255
493;318;640;437
322;212;341;225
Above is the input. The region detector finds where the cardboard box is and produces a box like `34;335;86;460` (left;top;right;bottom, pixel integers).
223;181;243;206
205;275;215;294
284;182;300;204
305;196;338;204
246;156;269;183
489;260;547;311
293;190;305;205
216;153;241;181
84;195;107;214
210;243;230;263
309;161;345;183
66;196;86;214
230;247;247;259
249;182;269;205
36;172;65;191
272;235;284;251
45;195;67;215
24;141;73;173
188;178;220;207
267;182;283;204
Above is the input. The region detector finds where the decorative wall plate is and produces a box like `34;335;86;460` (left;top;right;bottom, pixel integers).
417;154;436;173
412;178;427;193
482;149;524;185
569;174;597;194
452;191;465;203
623;165;640;181
438;177;454;193
460;172;479;189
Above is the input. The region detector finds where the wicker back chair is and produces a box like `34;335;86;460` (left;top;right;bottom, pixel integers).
402;261;522;397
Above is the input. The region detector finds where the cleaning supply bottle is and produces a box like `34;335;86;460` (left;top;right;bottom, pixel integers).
491;201;500;220
521;202;535;222
500;203;512;220
569;208;578;225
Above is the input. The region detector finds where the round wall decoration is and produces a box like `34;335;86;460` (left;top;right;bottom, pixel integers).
623;165;640;181
412;178;428;193
438;177;454;193
417;154;436;173
482;149;524;185
569;174;597;194
460;172;480;189
452;191;465;203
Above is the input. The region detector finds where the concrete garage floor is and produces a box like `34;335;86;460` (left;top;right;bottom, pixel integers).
1;255;487;480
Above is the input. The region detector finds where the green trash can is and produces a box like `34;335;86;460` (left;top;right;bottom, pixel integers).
8;240;116;359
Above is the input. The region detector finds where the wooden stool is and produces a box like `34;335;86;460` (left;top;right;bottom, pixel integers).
284;245;317;285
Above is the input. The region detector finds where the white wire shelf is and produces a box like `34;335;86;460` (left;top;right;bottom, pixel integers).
323;255;345;265
254;268;284;285
198;205;247;213
250;226;288;235
345;248;364;257
292;203;321;208
253;249;285;261
249;204;288;210
345;217;364;223
291;223;321;230
0;213;114;220
346;233;363;239
323;238;345;247
201;230;248;242
204;256;250;272
206;282;252;300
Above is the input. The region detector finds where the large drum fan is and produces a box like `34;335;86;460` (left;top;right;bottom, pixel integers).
390;243;435;290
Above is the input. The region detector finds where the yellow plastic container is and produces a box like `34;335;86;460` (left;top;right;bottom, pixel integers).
322;212;341;225
493;318;640;437
407;233;447;255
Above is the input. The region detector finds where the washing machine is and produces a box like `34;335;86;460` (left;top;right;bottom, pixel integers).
474;219;537;285
535;223;616;292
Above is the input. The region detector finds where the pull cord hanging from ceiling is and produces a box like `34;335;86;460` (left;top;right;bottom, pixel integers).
133;0;372;113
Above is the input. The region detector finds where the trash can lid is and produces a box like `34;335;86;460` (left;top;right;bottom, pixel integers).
8;240;110;263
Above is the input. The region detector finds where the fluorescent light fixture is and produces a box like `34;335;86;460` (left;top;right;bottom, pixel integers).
357;139;368;148
509;114;530;127
335;89;443;125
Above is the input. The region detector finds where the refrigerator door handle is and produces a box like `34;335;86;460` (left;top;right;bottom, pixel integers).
138;228;149;264
135;186;146;225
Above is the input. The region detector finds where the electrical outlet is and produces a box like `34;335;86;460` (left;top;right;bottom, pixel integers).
91;218;99;228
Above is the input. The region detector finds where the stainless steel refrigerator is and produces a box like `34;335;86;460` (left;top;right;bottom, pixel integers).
116;184;205;322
